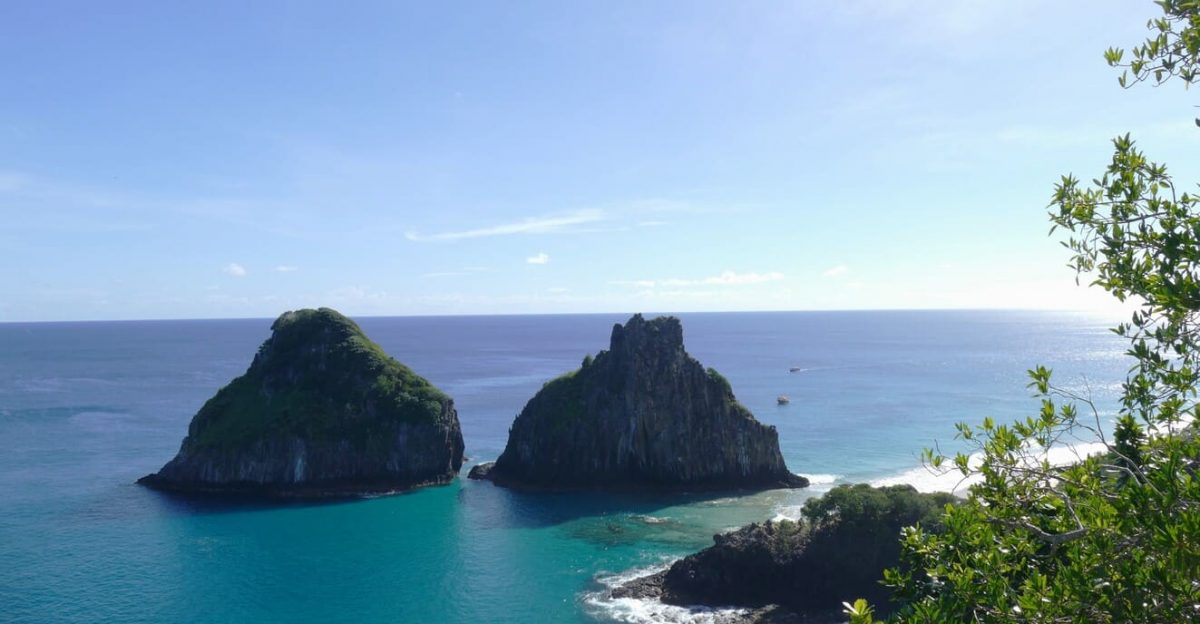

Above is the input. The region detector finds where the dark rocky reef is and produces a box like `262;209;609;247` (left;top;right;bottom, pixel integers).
469;313;807;491
612;484;957;621
139;308;464;498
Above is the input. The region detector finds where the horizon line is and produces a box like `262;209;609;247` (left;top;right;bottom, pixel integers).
0;306;1126;325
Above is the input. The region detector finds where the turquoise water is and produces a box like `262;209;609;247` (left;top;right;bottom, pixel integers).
0;311;1127;623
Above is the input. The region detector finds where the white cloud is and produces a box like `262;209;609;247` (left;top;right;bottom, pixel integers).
822;265;850;278
404;209;604;242
222;263;247;277
274;265;299;272
526;252;549;265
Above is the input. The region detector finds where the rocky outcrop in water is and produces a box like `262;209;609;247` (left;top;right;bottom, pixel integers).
612;484;957;621
138;308;464;497
469;313;807;491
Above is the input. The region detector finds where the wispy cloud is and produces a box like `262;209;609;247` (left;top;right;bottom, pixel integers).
274;265;299;272
405;209;605;242
526;252;549;265
822;265;850;278
223;262;247;277
614;270;784;289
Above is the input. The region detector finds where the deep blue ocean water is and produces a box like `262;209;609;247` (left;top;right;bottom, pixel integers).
0;311;1128;623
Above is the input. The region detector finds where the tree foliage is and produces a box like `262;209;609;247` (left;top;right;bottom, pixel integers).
849;3;1200;622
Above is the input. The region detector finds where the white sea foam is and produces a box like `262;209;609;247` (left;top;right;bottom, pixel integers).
798;473;840;486
630;515;671;525
871;441;1110;495
582;563;752;624
770;506;804;523
758;475;841;522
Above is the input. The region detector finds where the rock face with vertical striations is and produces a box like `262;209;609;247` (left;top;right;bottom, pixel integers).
469;314;807;491
138;308;464;498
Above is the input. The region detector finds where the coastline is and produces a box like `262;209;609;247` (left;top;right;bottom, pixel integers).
136;471;461;500
583;440;1113;623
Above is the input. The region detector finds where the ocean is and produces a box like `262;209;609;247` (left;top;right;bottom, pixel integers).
0;311;1128;623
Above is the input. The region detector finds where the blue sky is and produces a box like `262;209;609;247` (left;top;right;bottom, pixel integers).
2;1;1196;321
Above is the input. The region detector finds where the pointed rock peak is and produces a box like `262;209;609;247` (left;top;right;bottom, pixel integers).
609;313;685;357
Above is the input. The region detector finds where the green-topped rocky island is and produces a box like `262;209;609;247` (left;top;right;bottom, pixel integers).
138;308;465;498
469;313;808;491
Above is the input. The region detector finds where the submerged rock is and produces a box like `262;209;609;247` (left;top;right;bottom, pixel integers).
138;308;464;498
612;484;957;620
471;313;807;491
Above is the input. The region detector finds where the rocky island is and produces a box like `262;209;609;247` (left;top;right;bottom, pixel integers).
613;484;957;622
138;307;465;498
469;313;808;491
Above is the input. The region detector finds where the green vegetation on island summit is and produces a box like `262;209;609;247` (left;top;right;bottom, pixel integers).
139;307;465;498
187;308;449;450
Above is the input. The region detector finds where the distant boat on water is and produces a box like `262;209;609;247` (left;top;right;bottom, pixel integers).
789;366;802;372
777;395;790;405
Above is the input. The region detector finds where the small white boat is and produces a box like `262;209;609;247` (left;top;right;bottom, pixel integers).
777;395;790;405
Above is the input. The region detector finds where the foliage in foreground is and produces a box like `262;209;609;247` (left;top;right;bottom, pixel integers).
849;3;1200;621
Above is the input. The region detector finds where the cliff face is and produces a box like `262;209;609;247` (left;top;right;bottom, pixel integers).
470;314;806;491
139;308;464;497
613;484;957;620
